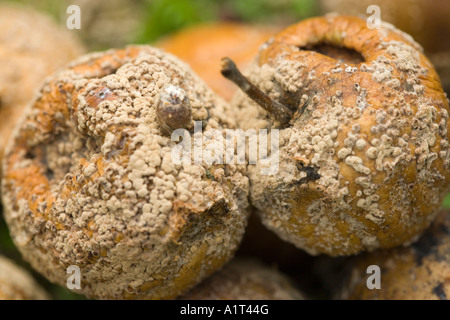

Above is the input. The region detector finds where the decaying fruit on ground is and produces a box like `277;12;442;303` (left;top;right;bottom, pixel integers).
157;23;275;101
1;46;249;299
340;209;450;300
0;256;49;300
0;3;84;163
180;258;305;300
224;15;450;256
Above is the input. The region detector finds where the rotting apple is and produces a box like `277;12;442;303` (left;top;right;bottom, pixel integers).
222;15;450;256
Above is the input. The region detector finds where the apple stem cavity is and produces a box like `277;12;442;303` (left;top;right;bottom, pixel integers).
221;57;293;125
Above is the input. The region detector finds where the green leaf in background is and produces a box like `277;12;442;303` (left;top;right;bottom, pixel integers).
227;0;318;23
443;193;450;209
136;0;319;44
3;0;66;22
291;0;319;19
137;0;216;43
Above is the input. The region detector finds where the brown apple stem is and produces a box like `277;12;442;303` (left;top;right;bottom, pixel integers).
220;57;292;125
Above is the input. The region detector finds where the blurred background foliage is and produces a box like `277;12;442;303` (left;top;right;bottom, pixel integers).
1;0;450;300
3;0;319;50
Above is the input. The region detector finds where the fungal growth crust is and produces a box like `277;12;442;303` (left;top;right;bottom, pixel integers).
232;15;450;256
1;46;250;299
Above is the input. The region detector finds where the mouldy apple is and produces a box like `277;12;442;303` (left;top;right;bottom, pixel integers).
223;15;450;256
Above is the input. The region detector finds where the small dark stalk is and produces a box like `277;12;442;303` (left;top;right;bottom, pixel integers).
221;57;292;124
